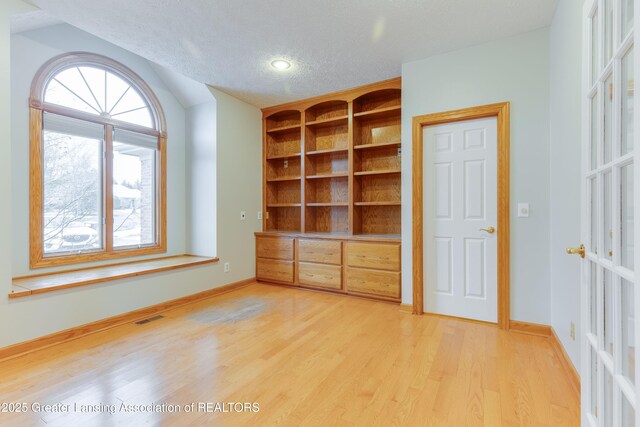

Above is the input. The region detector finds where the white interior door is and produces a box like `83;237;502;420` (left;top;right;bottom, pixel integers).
582;0;638;425
423;117;498;323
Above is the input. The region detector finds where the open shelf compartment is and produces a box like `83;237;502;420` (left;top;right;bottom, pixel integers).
305;176;348;205
266;110;301;132
353;205;401;235
306;150;348;177
305;206;348;233
266;206;301;232
266;155;301;181
353;89;401;115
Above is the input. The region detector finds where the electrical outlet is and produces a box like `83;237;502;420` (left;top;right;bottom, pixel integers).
570;321;575;340
284;159;288;168
240;211;246;220
517;203;530;218
257;211;262;220
224;262;230;273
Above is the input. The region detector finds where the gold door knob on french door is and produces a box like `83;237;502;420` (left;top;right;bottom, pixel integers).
566;244;585;258
480;226;495;234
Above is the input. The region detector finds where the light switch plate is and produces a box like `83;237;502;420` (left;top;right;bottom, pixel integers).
517;203;529;218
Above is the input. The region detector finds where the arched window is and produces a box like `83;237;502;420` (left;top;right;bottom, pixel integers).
29;52;167;268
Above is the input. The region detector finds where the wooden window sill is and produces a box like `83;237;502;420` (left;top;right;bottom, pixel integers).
9;255;219;299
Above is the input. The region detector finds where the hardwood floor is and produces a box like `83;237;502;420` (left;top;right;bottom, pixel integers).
0;283;579;426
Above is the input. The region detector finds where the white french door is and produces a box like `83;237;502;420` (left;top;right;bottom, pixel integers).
423;117;498;323
582;0;638;425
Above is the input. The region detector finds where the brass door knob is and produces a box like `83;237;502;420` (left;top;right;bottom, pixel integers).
480;226;496;234
566;244;585;258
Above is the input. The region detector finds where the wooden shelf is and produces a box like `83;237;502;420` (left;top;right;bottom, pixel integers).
267;203;301;208
354;201;401;206
266;176;301;182
257;231;400;243
306;203;348;207
354;105;401;119
11;255;218;298
305;115;348;127
266;124;301;134
306;172;348;180
306;147;348;156
354;169;401;176
264;80;401;235
267;152;301;160
351;233;401;239
354;141;401;150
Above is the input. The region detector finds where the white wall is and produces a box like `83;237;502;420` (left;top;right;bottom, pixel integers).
549;0;583;369
401;29;552;324
210;86;262;273
186;100;217;257
0;0;29;347
0;16;262;348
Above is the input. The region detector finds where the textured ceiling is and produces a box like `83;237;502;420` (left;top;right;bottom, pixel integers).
10;9;61;34
23;0;558;108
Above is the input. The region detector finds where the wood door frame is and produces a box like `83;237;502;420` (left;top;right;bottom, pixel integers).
412;102;510;329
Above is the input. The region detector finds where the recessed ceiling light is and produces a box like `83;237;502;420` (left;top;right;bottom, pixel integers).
271;59;291;70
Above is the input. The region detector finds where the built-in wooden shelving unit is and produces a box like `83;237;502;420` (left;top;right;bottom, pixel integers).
262;78;401;236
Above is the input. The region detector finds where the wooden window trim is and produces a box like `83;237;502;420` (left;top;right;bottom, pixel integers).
29;52;167;269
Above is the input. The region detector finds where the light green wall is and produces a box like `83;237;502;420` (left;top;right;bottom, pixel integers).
0;5;262;348
549;0;583;371
401;28;552;324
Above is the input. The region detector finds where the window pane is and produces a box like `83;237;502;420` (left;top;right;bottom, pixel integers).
591;177;598;255
105;71;131;113
604;75;613;164
604;171;612;259
112;139;156;248
604;0;613;63
603;368;613;425
109;89;152;128
622;393;635;426
622;49;634;155
45;66;154;129
591;93;598;169
604;269;614;356
592;10;600;85
590;262;598;336
621;163;634;269
43;130;103;254
623;0;634;39
77;66;106;113
622;279;636;385
591;347;598;418
45;72;101;116
111;107;153;128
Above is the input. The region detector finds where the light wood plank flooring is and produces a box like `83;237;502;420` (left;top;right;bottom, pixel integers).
0;283;579;426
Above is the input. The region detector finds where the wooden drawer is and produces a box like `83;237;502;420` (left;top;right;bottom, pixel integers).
298;262;342;290
298;239;342;265
346;242;400;271
256;237;294;260
346;267;400;299
257;258;294;283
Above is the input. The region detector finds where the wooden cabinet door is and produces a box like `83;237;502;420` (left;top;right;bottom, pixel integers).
256;259;294;284
256;237;294;260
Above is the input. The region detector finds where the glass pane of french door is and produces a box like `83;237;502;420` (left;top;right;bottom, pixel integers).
584;0;637;425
